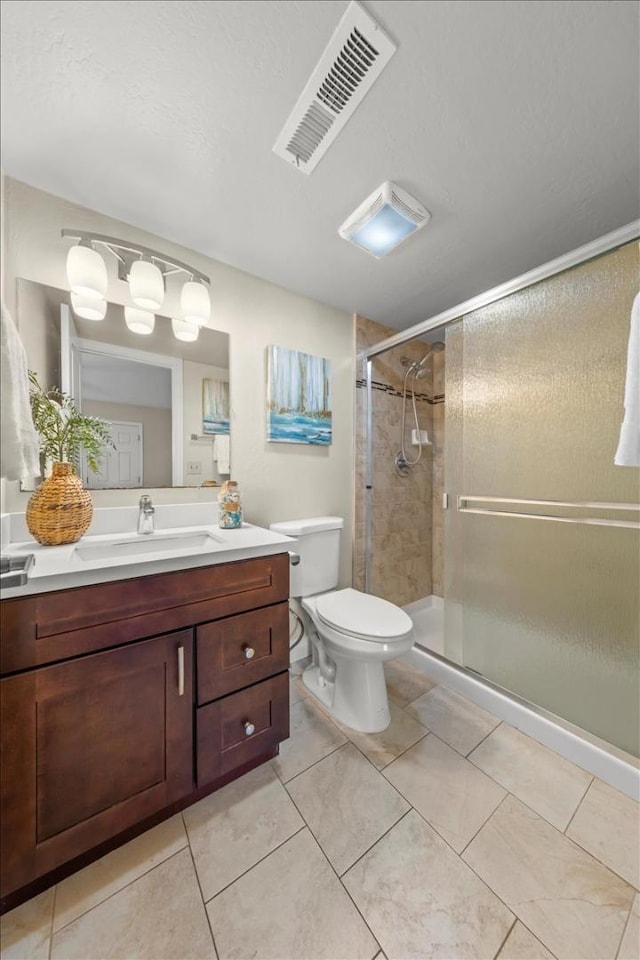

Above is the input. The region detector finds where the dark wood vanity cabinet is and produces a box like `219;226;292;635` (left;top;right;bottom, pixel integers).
0;552;290;911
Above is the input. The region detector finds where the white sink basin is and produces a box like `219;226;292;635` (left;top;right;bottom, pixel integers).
74;530;225;562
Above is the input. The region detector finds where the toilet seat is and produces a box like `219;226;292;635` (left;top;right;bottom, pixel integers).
315;588;413;643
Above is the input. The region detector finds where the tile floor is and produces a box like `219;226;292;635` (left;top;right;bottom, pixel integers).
1;657;638;960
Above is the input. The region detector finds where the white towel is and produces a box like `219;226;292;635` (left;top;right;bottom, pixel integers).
1;301;40;481
615;292;640;467
213;434;231;474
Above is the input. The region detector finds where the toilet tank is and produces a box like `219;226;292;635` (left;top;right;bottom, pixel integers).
269;516;343;598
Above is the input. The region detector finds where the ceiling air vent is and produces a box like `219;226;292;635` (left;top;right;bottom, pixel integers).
273;1;397;175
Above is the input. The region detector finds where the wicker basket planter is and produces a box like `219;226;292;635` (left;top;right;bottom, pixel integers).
26;462;93;546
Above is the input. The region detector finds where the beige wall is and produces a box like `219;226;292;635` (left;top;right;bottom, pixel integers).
355;315;445;606
2;178;355;584
82;400;172;488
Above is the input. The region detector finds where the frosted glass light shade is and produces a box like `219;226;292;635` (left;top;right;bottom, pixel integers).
171;317;199;342
129;260;164;310
66;244;108;300
180;281;210;326
125;306;155;335
71;292;107;321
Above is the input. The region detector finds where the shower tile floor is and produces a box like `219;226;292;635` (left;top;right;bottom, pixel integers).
2;658;638;960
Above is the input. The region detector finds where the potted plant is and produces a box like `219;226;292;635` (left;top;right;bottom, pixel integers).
26;371;114;546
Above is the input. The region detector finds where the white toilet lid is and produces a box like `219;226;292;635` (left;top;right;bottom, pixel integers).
316;588;413;642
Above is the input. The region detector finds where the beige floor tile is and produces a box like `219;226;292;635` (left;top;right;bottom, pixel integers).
343;809;514;960
566;779;640;889
271;696;347;783
406;686;500;755
341;700;428;769
53;814;187;932
0;888;54;960
289;655;312;677
184;762;304;900
463;794;634;960
497;921;554;959
51;849;214;959
618;892;639;960
208;828;378;960
385;659;437;707
469;724;592;831
289;676;307;706
384;734;506;853
286;743;410;874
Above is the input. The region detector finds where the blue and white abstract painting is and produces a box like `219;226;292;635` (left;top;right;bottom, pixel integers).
202;379;230;435
267;346;332;445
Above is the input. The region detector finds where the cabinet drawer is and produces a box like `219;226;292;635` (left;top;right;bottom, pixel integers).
196;673;289;786
197;603;289;703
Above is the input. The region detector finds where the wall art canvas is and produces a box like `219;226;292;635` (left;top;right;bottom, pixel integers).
266;345;332;445
202;378;230;435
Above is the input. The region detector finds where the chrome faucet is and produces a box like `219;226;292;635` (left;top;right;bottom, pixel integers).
137;495;155;534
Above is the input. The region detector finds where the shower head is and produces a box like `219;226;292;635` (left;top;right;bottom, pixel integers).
411;340;445;378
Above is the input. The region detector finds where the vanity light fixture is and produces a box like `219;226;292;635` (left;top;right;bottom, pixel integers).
66;242;108;300
171;317;199;342
129;259;165;311
124;306;155;335
338;181;431;258
70;292;107;321
180;280;211;327
62;229;211;339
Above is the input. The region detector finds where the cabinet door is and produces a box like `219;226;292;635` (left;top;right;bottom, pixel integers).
1;631;193;898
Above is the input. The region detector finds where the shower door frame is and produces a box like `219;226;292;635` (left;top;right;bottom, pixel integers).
359;219;640;605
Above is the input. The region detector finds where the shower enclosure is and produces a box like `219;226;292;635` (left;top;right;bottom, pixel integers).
355;231;640;759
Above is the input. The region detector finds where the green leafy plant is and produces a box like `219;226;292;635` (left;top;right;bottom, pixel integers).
28;371;114;476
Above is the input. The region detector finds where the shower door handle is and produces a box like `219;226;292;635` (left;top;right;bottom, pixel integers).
457;496;640;529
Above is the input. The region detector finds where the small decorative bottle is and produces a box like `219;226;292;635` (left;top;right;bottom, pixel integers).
218;480;243;529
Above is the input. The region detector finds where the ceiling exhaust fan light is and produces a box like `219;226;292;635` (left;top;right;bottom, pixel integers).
180;280;211;326
350;205;419;257
66;244;108;300
70;292;107;321
129;259;164;310
339;182;431;258
125;306;155;335
171;317;199;342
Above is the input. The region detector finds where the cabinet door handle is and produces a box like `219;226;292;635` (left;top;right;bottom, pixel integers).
242;644;255;660
243;720;255;736
177;644;185;696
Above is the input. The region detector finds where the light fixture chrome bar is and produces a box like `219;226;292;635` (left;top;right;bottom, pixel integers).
359;220;640;362
61;229;210;284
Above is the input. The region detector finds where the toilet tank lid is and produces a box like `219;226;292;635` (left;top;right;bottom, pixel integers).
269;516;344;536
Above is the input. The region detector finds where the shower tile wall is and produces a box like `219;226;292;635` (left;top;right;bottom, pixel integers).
355;316;445;606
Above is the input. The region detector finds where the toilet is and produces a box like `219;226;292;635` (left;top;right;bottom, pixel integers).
269;516;414;733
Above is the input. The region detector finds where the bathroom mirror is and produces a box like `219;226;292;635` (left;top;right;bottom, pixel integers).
16;279;230;489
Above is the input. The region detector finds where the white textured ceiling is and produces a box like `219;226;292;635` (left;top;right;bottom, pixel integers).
2;0;638;331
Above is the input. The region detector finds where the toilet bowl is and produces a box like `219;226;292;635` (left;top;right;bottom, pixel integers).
302;588;413;732
269;517;414;733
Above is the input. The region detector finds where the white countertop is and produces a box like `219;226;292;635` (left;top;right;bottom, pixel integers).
0;510;295;599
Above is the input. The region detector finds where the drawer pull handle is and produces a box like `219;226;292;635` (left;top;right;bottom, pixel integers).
242;645;255;660
177;644;185;697
243;720;256;737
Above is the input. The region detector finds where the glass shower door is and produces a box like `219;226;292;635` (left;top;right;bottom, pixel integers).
444;241;640;757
